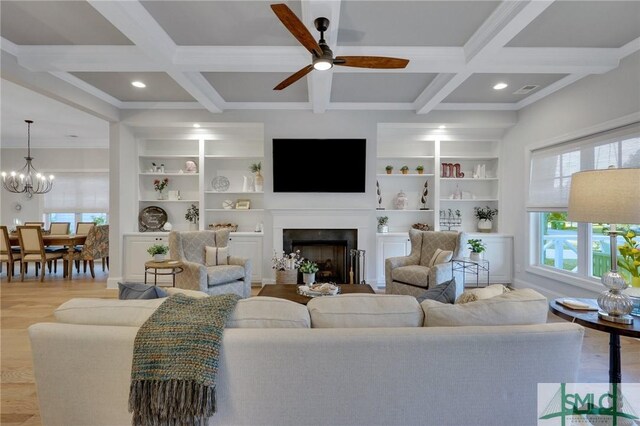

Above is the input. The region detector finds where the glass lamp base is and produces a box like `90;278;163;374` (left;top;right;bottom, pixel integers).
598;311;634;324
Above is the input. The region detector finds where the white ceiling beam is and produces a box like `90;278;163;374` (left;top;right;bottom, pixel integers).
515;73;586;110
302;0;342;113
415;0;555;115
15;45;623;75
435;103;518;111
87;0;224;113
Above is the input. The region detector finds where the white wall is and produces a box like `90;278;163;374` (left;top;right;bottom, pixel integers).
501;51;640;299
0;147;109;225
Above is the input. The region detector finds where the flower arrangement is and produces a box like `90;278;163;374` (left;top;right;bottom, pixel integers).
272;250;304;271
185;203;199;223
249;162;262;173
474;205;498;221
154;177;169;192
147;244;169;256
467;238;486;253
299;260;319;274
618;230;640;281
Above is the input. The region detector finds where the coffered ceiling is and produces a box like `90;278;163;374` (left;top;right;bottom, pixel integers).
1;0;639;116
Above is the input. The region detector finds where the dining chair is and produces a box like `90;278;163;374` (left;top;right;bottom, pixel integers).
1;226;22;282
24;222;45;229
75;222;95;235
48;222;70;235
67;225;109;278
16;226;64;282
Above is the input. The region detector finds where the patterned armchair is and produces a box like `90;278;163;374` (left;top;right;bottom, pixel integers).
66;225;109;278
169;229;251;298
385;229;466;299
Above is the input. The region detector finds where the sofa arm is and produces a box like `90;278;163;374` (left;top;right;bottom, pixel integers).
385;256;418;288
175;260;208;292
429;262;464;298
229;256;252;298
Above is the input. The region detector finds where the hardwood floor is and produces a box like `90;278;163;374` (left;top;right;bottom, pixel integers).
1;272;639;425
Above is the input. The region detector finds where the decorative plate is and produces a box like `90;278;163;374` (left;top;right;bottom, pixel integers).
138;206;168;232
211;176;230;192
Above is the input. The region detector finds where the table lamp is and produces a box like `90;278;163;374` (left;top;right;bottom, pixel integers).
567;168;640;324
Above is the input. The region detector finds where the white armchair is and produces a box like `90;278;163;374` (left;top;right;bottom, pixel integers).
385;229;466;299
169;229;251;298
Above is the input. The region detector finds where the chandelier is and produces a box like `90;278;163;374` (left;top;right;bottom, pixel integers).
1;120;54;195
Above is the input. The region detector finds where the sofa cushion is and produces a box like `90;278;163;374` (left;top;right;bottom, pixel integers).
308;294;423;328
391;265;430;288
207;264;245;286
227;296;311;328
118;282;167;300
455;284;509;304
429;248;453;267
421;288;548;327
54;298;165;327
205;245;228;266
416;278;457;304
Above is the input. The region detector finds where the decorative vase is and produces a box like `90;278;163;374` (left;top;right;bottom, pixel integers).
275;269;298;284
303;272;315;285
153;254;165;262
189;222;198;231
377;224;389;233
242;176;252;192
156;190;166;200
477;219;493;233
395;190;409;210
469;251;482;262
254;171;264;192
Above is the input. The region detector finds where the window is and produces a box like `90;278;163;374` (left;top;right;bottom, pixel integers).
43;172;109;231
528;123;639;282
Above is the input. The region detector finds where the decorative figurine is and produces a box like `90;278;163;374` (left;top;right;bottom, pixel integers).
376;180;384;210
420;180;429;210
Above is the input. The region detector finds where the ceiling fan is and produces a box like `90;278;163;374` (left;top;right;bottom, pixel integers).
270;3;409;90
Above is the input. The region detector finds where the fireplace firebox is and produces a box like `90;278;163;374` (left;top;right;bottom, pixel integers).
283;229;358;284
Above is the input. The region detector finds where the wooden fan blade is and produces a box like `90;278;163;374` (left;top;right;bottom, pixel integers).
271;4;322;57
274;65;314;90
334;56;409;69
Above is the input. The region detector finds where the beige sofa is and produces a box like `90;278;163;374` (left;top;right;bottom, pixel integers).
30;289;584;426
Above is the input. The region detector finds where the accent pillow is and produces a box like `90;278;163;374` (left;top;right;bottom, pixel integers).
118;282;167;300
421;288;548;327
205;246;228;266
416;278;457;304
455;284;508;304
227;296;311;328
429;248;453;267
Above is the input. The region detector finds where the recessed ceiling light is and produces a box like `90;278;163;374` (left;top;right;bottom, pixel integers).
493;82;508;90
131;81;146;88
438;125;446;129
193;123;201;128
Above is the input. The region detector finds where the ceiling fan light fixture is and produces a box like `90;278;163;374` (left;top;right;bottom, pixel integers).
313;58;333;71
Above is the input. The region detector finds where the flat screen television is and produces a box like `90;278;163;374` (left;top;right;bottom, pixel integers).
273;138;366;193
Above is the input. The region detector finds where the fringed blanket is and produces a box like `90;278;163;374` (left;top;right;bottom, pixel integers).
129;293;240;426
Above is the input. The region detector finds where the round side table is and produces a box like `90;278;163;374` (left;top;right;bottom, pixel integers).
144;260;183;287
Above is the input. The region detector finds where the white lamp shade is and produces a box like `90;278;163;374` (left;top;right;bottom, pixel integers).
567;168;640;224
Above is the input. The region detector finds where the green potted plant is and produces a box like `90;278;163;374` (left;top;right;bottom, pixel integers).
249;162;263;192
299;260;319;285
377;216;389;233
385;165;394;174
474;205;498;232
147;244;169;262
185;203;199;230
416;165;424;175
400;165;409;175
467;238;486;262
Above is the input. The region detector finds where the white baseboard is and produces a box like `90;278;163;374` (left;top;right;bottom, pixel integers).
106;277;122;289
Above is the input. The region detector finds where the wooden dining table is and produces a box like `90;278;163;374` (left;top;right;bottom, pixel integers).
8;234;87;278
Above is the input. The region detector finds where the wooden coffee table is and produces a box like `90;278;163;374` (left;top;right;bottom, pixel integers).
257;284;376;305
